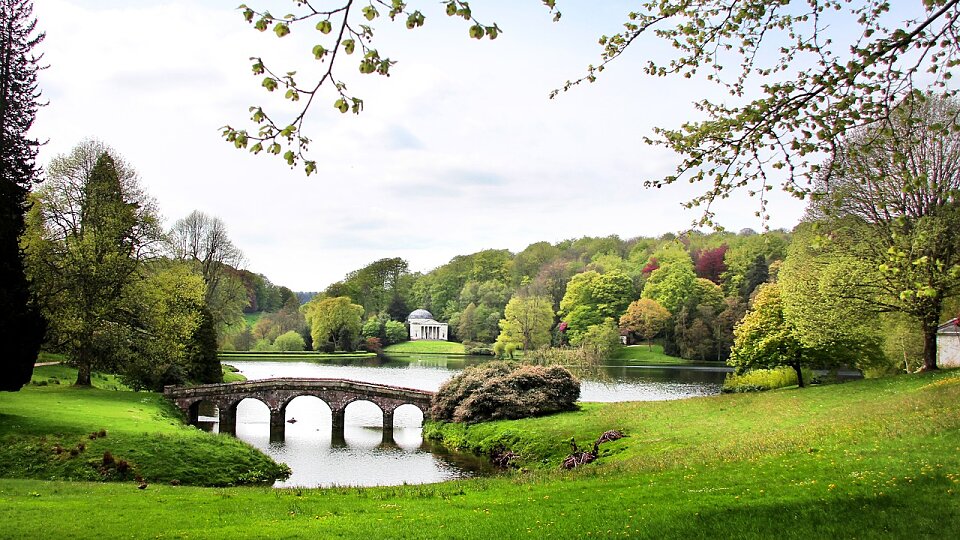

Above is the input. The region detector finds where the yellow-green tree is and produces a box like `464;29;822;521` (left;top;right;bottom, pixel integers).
304;296;364;351
495;294;554;353
619;298;670;349
24;141;163;386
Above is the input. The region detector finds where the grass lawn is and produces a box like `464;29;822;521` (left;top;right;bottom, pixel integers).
383;341;467;355
0;366;286;487
609;344;711;365
218;351;377;362
221;364;247;383
2;368;960;537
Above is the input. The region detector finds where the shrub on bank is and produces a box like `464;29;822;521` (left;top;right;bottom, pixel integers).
722;366;816;393
430;361;580;423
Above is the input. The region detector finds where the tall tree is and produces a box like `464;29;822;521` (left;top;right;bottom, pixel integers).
495;294;554;352
168;210;246;326
808;94;960;371
24;141;162;386
729;283;824;388
0;0;46;391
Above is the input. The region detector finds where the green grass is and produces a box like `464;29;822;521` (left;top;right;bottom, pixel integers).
242;312;264;328
218;351;377;362
35;351;67;364
3;370;960;537
221;364;247;383
29;364;129;391
383;341;467;355
0;372;287;487
609;344;707;365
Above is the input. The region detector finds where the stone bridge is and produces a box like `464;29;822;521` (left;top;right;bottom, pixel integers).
164;378;434;441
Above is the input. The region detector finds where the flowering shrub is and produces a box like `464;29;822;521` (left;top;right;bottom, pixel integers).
430;361;580;423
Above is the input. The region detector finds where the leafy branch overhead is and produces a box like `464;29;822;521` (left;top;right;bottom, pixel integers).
222;1;557;175
552;0;960;225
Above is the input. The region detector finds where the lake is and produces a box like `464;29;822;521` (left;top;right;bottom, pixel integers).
216;355;728;488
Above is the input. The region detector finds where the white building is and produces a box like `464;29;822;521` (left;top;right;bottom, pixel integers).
937;319;960;368
407;309;448;341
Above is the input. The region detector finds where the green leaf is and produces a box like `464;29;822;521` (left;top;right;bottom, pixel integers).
312;44;327;60
274;22;290;38
343;39;355;54
316;20;332;34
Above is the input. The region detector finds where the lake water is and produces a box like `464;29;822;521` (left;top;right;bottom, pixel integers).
218;355;728;488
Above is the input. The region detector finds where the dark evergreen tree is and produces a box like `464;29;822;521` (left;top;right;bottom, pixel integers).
186;305;222;384
0;0;46;391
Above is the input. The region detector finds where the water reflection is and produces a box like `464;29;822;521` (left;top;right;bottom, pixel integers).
228;397;490;488
221;355;727;487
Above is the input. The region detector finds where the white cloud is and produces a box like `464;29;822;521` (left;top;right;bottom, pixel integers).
32;0;806;291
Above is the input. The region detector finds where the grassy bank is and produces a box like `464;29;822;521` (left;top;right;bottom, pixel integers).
0;366;286;487
609;344;714;365
218;351;377;362
3;370;960;537
383;341;467;355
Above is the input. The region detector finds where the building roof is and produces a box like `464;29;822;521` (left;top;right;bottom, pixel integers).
407;309;434;321
938;318;960;334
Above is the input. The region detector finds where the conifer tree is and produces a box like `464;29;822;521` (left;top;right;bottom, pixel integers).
0;0;46;391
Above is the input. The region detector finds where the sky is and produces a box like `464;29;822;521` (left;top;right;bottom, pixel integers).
31;0;810;291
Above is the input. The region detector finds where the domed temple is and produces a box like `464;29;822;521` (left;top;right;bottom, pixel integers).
406;309;448;341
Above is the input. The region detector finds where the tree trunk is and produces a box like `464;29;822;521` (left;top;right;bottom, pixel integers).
793;362;805;388
74;347;92;386
920;319;939;372
75;361;92;387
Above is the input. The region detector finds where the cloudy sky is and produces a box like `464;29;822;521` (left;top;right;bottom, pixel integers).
32;0;809;291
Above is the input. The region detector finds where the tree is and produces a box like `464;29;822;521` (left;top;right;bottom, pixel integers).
168;210;246;327
495;294;554;352
641;252;695;315
274;330;306;351
778;226;886;373
808;94;960;371
384;320;407;345
694;245;727;284
304;295;364;351
559;270;634;343
24;141;163;386
729;283;834;387
120;263;208;391
579;318;621;363
0;0;46;390
555;1;960;223
619;298;670;349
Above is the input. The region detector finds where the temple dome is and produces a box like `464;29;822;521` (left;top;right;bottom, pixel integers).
407;309;434;321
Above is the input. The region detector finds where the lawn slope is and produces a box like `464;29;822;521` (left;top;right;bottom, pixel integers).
1;369;959;538
0;367;286;487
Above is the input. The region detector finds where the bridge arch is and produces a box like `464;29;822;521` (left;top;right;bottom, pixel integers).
164;378;434;441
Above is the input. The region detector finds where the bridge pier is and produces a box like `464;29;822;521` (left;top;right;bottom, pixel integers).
382;408;394;432
219;404;236;435
269;409;285;442
331;407;346;441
